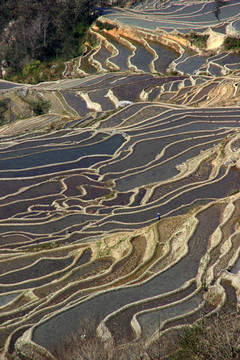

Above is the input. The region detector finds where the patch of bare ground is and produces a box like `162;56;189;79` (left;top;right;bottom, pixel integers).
121;242;166;285
84;235;148;292
150;215;189;273
157;216;188;244
33;235;149;305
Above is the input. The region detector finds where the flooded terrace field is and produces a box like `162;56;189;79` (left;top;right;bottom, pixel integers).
2;0;240;355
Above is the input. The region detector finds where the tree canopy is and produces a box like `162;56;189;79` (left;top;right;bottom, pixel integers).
0;0;102;77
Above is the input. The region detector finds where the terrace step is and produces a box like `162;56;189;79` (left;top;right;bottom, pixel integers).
3;0;240;357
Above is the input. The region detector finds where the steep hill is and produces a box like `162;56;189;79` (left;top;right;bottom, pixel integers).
1;1;240;359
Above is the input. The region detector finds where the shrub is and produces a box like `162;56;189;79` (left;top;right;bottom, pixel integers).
224;37;240;51
0;98;9;125
95;20;117;31
31;98;50;116
187;33;209;48
171;307;240;360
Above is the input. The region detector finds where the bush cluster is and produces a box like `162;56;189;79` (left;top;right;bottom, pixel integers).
224;37;240;51
95;20;117;31
187;33;209;48
0;98;9;125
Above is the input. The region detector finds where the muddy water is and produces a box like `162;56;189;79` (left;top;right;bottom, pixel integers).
80;49;98;74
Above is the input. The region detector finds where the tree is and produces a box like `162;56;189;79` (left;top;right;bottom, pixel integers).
0;0;100;79
0;98;9;125
33;98;50;116
171;307;240;360
53;318;110;360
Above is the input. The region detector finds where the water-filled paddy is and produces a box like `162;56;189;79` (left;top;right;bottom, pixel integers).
100;33;132;71
88;89;114;111
0;130;92;152
98;103;149;128
114;137;220;192
106;281;197;344
214;53;240;66
0;213;100;235
149;156;213;202
0;81;23;90
124;37;154;73
0;257;74;284
32;205;221;352
93;45;112;70
2;15;240;351
0;195;62;219
103;129;227;178
0;251;92;293
0;181;63;205
60;92;89;117
138;291;203;337
0;293;20;307
177;56;207;75
208;64;222;76
105;165;231;225
0;134;123;171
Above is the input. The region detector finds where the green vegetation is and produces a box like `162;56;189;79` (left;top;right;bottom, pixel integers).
104;189;116;199
223;37;240;52
0;98;9;125
17;92;50;116
105;179;115;188
96;236;127;257
31;98;50;116
96;239;111;257
95;20;117;31
13;59;65;84
104;179;116;198
171;325;205;359
168;70;179;76
219;136;229;157
0;0;106;83
228;189;239;196
171;307;240;360
187;33;209;49
23;242;62;252
12;350;33;360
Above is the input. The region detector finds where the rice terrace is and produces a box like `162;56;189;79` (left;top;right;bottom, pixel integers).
2;0;240;358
